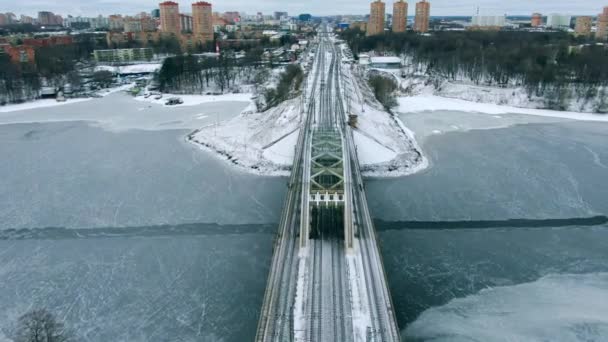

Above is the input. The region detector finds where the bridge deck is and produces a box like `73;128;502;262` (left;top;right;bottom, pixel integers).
256;25;400;342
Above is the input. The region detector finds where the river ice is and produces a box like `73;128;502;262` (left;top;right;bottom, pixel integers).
405;272;608;342
0;95;286;341
2;91;608;341
367;111;608;341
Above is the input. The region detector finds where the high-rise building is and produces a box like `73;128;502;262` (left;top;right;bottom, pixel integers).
299;14;312;22
20;15;35;24
38;11;56;26
392;0;408;32
90;15;110;30
350;21;368;32
274;11;288;20
414;0;430;32
140;16;157;31
5;13;16;24
192;2;214;42
109;15;125;31
160;1;181;34
546;14;571;29
471;15;506;28
151;9;161;18
597;7;608;41
54;15;63;26
367;0;386;36
223;11;240;24
575;16;592;36
531;13;543;27
124;18;143;33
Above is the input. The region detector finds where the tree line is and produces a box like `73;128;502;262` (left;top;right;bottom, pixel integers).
263;64;304;110
368;74;398;111
340;29;608;111
1;34;107;104
157;51;270;94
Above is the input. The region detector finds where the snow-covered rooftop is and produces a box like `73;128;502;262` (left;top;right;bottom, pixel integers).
370;56;401;64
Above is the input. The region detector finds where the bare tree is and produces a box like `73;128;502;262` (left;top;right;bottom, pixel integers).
13;309;72;342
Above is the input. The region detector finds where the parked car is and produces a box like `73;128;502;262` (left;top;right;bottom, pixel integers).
165;97;183;106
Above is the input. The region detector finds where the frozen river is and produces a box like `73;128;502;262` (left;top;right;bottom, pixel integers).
370;111;608;341
0;94;285;342
1;94;608;341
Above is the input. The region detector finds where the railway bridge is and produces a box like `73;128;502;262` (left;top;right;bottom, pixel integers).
256;25;400;342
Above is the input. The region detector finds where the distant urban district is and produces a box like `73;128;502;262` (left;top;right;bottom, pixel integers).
1;1;608;113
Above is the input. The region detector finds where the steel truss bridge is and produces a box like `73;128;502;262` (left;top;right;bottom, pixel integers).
256;25;400;342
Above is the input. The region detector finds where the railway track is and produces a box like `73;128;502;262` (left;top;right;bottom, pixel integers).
257;25;399;342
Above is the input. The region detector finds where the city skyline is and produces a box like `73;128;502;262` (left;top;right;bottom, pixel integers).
4;0;608;18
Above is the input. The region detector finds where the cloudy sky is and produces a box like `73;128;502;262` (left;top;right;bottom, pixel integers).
6;0;607;17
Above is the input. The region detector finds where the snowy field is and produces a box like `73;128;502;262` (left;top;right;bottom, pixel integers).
0;98;92;113
95;63;162;75
134;92;253;107
398;110;572;145
398;95;608;122
0;92;250;132
188;98;302;176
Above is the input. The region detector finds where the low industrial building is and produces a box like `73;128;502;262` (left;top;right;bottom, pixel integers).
94;48;154;63
369;56;402;69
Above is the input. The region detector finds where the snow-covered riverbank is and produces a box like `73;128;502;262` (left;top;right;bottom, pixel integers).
186;43;428;178
392;67;608;113
0;98;92;113
0;83;139;114
187;98;300;176
135;92;253;107
397;95;608;122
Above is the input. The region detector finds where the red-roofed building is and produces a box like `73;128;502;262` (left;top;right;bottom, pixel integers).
22;36;73;47
1;44;36;64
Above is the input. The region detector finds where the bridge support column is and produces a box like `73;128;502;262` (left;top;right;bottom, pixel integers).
344;196;354;250
299;192;310;250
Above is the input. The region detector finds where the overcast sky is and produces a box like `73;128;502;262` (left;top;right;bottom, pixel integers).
6;0;607;17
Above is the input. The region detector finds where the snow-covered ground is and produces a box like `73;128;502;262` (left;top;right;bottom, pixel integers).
188;98;302;176
95;63;162;75
135;92;253;107
96;82;137;97
0;98;92;113
0;91;250;133
343;61;428;177
373;56;607;114
346;248;373;342
186;42;428;177
0;83;139;114
398;95;608;122
263;129;299;165
353;131;397;164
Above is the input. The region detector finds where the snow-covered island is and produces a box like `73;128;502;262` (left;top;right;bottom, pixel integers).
182;43;428;178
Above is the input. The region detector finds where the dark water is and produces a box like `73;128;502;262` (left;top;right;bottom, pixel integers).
366;121;608;340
